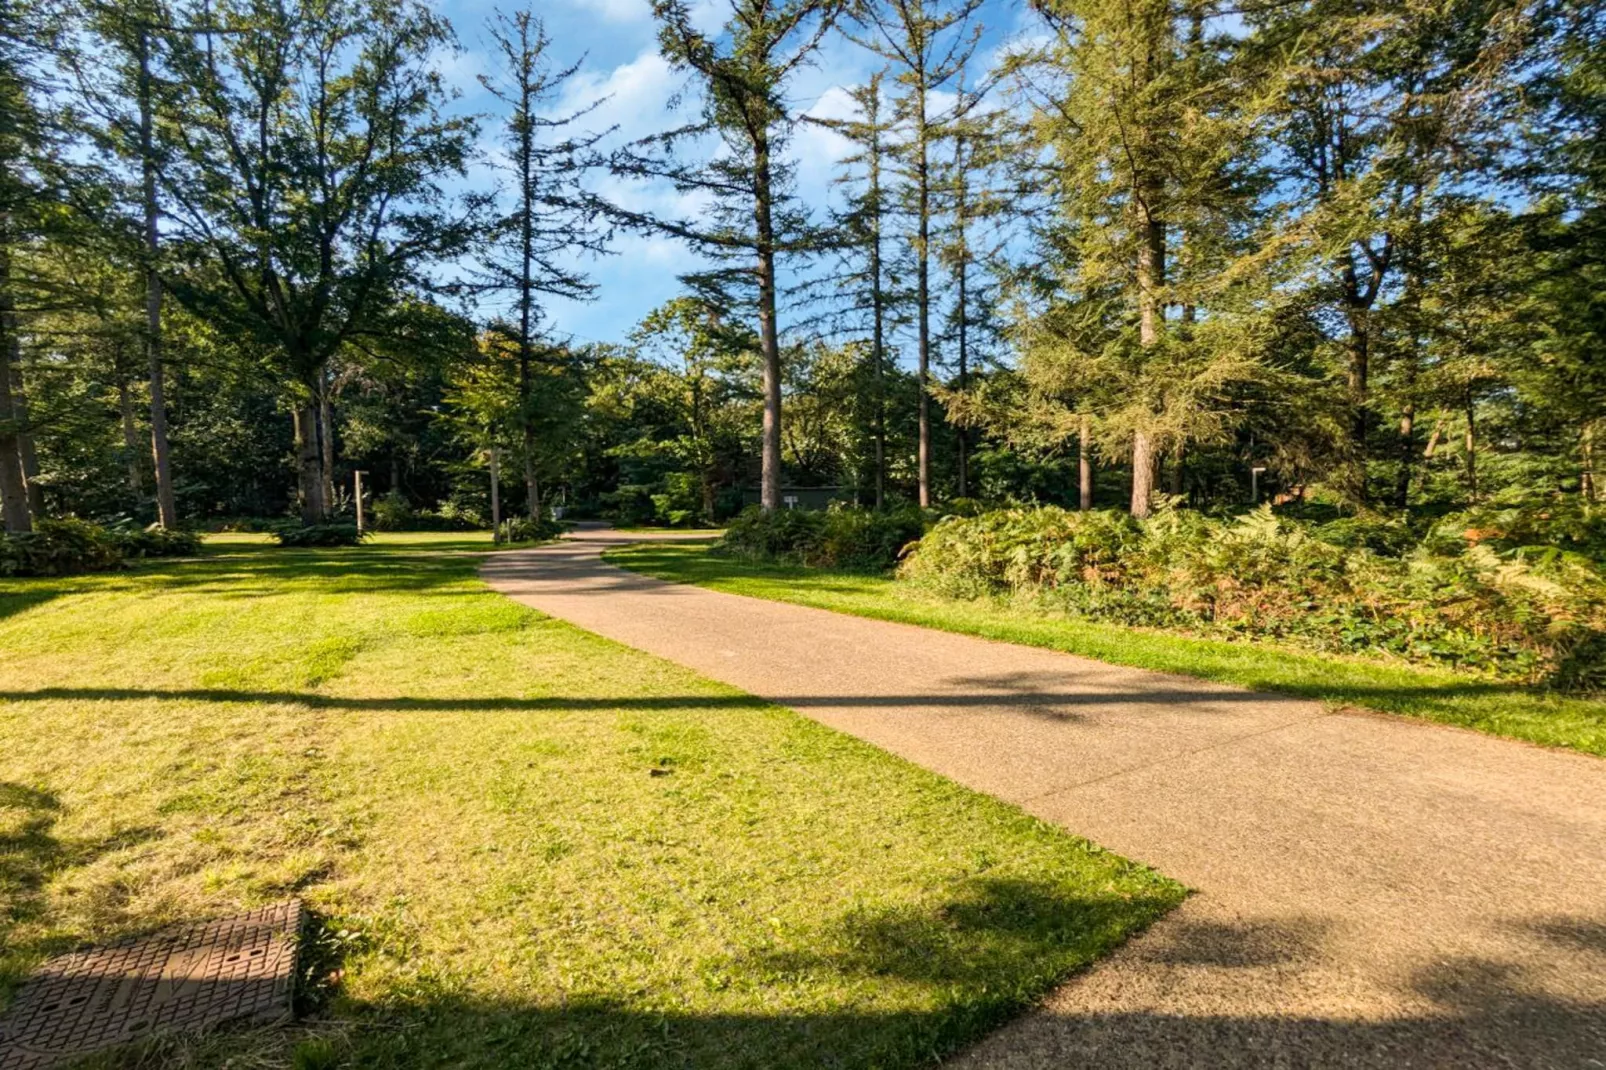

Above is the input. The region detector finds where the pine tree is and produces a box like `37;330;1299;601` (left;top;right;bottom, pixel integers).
853;0;982;506
808;71;902;506
476;9;607;522
610;0;846;511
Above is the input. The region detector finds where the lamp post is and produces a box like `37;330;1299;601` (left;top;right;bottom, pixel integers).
353;470;366;533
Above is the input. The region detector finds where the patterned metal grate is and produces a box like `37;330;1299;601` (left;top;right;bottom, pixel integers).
0;901;302;1070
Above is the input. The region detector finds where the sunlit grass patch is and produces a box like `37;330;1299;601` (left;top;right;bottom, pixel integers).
0;534;1179;1068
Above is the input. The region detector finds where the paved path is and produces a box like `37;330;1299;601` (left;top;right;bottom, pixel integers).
483;528;1606;1068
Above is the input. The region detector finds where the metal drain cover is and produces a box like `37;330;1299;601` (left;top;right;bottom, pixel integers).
0;901;303;1070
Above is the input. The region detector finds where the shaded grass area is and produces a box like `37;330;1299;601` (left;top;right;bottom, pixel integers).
606;543;1606;758
0;535;1180;1068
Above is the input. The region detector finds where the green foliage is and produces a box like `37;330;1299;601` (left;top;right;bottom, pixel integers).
269;523;368;548
498;515;564;543
720;505;926;571
900;505;1606;690
0;519;200;577
367;491;486;532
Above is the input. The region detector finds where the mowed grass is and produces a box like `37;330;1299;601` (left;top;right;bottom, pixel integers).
606;542;1606;758
0;534;1181;1069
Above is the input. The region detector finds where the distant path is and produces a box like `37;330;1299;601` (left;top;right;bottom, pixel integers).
483;525;1606;1068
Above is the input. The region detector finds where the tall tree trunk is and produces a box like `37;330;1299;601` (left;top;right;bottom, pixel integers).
1584;420;1599;502
294;404;325;523
523;429;540;520
1342;262;1372;505
953;132;970;501
1394;400;1416;509
1168;441;1183;497
138;29;178;529
1464;388;1477;502
8;361;41;515
915;88;931;508
319;381;336;511
754;126;783;512
868;80;886;510
0;240;30;532
1132;179;1164;519
117;373;144;495
1079;413;1093;511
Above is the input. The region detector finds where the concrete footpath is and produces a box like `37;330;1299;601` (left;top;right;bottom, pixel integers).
482;528;1606;1068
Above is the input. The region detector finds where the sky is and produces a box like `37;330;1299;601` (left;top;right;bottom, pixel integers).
432;0;1033;348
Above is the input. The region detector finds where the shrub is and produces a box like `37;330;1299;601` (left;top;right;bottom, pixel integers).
0;519;200;577
898;504;1606;691
269;522;368;547
499;515;564;543
109;524;204;558
369;491;415;531
719;505;924;571
602;484;658;527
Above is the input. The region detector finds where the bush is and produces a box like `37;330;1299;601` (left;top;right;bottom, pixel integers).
110;524;204;558
269;522;368;547
499;515;564;543
602;484;658;527
898;504;1606;691
0;518;200;577
719;505;925;571
367;492;486;532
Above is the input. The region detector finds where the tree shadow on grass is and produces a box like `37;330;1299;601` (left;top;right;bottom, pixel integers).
0;784;163;1002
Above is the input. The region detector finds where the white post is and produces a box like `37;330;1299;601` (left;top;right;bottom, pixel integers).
354;470;366;533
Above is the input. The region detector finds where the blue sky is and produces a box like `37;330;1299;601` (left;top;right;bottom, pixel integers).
433;0;1033;348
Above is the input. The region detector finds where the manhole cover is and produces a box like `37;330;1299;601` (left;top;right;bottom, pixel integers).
0;901;303;1070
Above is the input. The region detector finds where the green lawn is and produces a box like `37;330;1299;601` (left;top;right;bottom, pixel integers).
606;542;1606;758
0;534;1180;1069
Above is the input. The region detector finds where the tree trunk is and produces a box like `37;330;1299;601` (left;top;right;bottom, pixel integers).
139;29;178;529
1343;292;1371;505
319;382;336;511
1394;401;1416;509
523;429;540;520
754;126;782;512
0;234;30;533
868;85;886;510
294;404;325;523
1079;414;1093;511
1464;388;1477;502
1130;432;1156;519
9;361;41;515
915;88;932;508
118;374;144;496
1132;171;1164;519
390;455;401;495
1168;441;1183;497
1584;420;1600;502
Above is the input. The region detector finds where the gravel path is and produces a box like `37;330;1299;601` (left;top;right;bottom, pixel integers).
482;527;1606;1069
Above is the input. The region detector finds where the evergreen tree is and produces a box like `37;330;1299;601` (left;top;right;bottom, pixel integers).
853;0;982;506
475;9;608;521
610;0;846;511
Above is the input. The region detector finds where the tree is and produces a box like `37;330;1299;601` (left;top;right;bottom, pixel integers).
611;0;846;511
1012;0;1275;517
0;0;62;532
475;9;608;521
809;71;902;506
158;0;477;522
627;296;757;518
854;0;982;506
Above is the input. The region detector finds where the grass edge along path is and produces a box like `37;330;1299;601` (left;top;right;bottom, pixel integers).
0;534;1183;1069
605;541;1606;759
